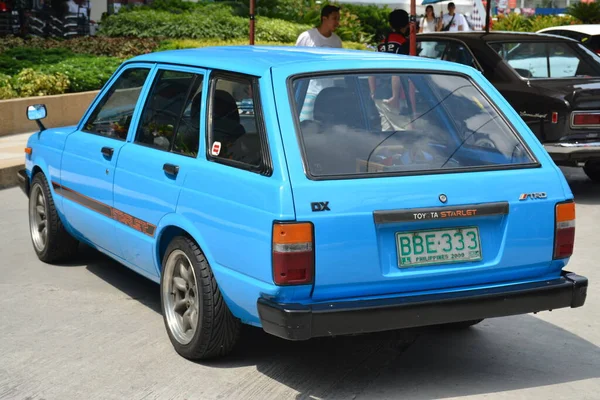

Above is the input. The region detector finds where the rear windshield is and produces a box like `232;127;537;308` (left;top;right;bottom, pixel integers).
489;41;600;79
290;72;536;178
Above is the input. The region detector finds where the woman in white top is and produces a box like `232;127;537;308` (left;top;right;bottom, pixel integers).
419;5;438;33
419;5;438;58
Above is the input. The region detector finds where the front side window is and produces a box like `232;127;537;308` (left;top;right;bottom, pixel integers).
490;41;599;78
207;75;268;172
135;69;203;156
291;72;537;178
83;68;150;140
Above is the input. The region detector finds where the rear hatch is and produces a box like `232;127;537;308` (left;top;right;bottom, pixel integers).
284;70;566;302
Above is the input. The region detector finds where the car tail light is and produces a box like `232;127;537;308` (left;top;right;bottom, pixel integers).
551;112;558;124
272;222;314;285
554;201;575;259
572;112;600;127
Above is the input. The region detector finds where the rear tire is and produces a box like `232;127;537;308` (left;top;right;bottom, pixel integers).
28;172;79;263
583;161;600;183
160;235;240;360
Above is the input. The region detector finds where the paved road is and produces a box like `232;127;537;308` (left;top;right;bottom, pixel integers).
1;168;599;400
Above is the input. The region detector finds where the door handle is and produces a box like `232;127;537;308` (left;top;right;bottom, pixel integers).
101;147;114;158
163;163;179;177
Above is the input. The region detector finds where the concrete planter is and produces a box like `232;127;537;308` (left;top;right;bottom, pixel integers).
0;90;100;137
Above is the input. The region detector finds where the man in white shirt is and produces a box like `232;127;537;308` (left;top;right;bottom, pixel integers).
295;5;342;48
438;2;466;32
296;5;343;121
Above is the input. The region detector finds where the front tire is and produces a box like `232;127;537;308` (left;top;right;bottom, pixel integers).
160;236;240;360
28;173;79;263
583;161;600;183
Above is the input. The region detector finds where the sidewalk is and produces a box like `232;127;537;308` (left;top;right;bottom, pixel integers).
0;132;33;190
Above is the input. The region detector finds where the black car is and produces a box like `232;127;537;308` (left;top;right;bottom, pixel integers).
417;31;600;182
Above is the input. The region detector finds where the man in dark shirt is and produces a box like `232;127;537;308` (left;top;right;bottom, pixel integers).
377;9;410;55
370;9;410;114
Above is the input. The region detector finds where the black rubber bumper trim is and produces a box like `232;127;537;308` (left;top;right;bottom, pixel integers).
17;169;29;197
257;271;588;341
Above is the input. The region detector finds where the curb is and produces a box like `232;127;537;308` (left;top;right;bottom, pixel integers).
0;164;24;190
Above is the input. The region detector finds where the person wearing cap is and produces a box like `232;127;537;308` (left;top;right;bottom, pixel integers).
295;5;342;48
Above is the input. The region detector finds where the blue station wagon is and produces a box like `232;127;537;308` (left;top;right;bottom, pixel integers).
17;46;588;360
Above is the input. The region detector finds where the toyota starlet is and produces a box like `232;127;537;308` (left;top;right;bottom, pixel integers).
17;46;588;360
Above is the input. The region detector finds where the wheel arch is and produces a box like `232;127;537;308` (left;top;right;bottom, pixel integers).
153;214;246;320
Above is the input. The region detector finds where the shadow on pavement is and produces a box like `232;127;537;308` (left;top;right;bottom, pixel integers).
561;167;600;206
55;168;599;400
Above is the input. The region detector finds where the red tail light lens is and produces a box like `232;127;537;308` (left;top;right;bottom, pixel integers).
573;113;600;126
552;112;558;124
272;222;314;285
554;202;575;259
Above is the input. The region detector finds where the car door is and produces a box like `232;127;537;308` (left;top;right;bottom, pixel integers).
112;65;206;277
59;65;153;255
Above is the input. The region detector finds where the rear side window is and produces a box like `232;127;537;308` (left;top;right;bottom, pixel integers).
290;72;537;179
490;41;599;78
207;74;271;174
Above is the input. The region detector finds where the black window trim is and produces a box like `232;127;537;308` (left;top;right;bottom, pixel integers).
286;68;541;182
81;66;152;141
132;68;204;159
416;37;484;73
205;70;273;177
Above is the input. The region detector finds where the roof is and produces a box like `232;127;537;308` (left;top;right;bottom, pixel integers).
126;45;443;77
417;31;577;43
538;24;600;36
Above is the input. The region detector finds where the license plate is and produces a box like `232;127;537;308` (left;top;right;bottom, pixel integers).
396;227;482;268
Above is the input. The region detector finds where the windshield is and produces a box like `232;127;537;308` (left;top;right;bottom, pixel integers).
489;41;600;79
290;72;536;178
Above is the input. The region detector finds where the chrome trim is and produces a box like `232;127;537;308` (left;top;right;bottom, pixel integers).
570;111;600;129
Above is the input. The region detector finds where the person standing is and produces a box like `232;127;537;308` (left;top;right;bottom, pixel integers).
419;5;438;33
295;5;342;121
437;2;467;32
295;5;342;49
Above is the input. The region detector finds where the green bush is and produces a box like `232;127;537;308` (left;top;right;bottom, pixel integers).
0;47;75;75
493;14;579;33
156;38;369;51
0;73;17;100
38;56;122;93
0;36;161;58
98;9;311;42
10;68;70;98
566;1;600;24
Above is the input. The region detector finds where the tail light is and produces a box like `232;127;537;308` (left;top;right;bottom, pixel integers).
554;201;575;259
572;112;600;127
272;222;314;285
551;112;558;124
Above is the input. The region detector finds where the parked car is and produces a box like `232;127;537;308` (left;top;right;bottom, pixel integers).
537;24;600;56
18;46;587;360
416;31;600;182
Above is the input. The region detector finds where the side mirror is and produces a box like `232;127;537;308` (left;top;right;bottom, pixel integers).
26;104;47;132
27;104;47;120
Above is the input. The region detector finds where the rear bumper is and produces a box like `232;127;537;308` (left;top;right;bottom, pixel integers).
257;271;588;341
545;142;600;165
17;168;29;197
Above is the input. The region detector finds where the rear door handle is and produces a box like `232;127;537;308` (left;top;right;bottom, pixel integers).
101;146;114;158
163;163;179;177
